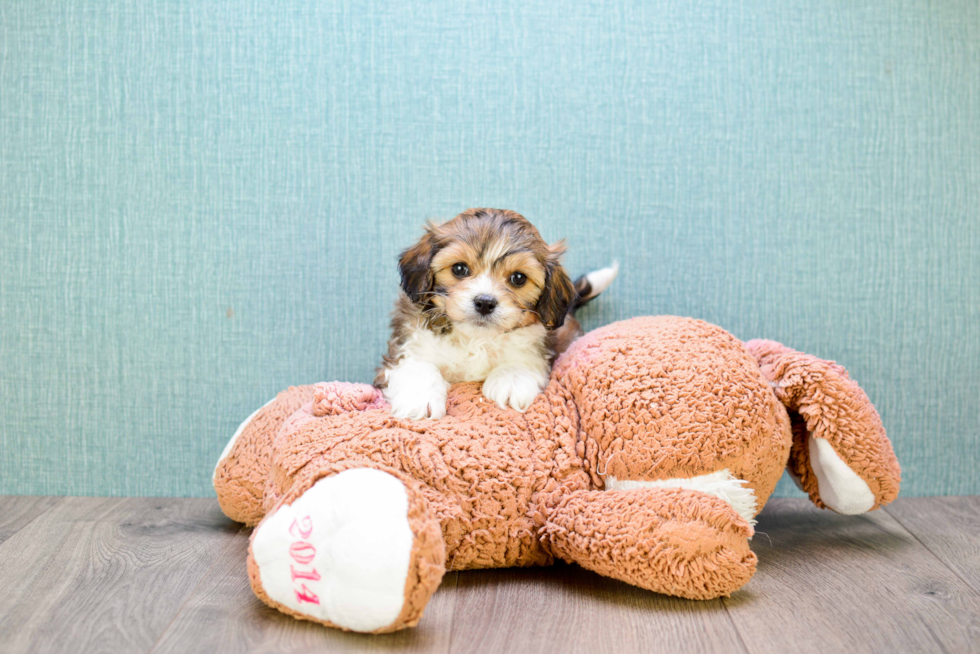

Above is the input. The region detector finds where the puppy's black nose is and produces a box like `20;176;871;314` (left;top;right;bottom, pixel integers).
473;295;498;316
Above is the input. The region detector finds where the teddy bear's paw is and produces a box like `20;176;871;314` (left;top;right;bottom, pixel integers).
310;382;387;416
482;365;547;412
249;469;416;632
383;360;449;420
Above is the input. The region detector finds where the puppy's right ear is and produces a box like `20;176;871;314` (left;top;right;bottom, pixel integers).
398;222;441;303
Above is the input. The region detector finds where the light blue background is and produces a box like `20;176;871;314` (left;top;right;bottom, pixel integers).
1;1;977;497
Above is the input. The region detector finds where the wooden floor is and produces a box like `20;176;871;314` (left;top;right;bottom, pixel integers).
0;496;978;654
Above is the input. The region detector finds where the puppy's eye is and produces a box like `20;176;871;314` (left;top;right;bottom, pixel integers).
509;272;528;287
451;263;470;278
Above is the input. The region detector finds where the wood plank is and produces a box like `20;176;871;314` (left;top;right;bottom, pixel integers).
150;532;459;654
723;498;980;654
3;496;979;654
0;496;62;544
886;496;980;595
447;564;748;654
0;497;240;654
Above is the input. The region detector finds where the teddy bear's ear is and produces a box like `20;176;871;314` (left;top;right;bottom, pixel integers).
745;339;901;514
535;241;576;330
398;222;441;304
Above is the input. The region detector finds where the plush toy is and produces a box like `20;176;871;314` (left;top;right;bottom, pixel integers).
213;316;900;633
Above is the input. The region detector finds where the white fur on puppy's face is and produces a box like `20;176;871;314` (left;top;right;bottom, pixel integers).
393;209;576;336
442;273;519;331
431;242;547;334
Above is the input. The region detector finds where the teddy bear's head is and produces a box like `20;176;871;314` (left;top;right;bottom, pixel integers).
549;315;792;512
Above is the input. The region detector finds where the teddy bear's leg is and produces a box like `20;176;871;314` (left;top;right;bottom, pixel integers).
214;382;388;526
247;464;446;633
745;340;901;514
213;385;317;526
543;487;756;600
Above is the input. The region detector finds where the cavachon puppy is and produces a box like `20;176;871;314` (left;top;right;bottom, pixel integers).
375;208;617;419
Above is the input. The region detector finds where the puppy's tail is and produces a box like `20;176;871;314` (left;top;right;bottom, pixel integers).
570;262;619;314
552;262;619;357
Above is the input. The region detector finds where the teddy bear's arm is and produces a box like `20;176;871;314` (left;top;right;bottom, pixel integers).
745;340;901;514
543;487;757;600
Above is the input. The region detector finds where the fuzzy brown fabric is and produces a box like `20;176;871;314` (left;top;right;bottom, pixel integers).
214;385;314;525
556;317;793;507
215;316;900;632
745;339;901;510
544;487;757;599
265;381;581;570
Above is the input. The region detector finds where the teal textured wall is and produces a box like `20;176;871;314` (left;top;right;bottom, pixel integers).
1;1;977;497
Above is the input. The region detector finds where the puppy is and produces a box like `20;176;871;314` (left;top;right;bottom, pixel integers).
375;208;617;420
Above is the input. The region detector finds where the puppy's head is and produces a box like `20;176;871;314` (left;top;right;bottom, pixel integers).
398;208;575;333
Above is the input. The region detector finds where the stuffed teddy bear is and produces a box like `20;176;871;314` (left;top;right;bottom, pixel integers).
213;315;900;633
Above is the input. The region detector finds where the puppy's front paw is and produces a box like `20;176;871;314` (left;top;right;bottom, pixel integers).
383;360;449;420
482;366;546;412
388;386;447;420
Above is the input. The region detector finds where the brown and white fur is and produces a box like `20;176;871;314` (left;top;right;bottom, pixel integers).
375;208;618;420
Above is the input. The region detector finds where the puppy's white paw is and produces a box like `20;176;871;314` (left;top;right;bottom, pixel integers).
482;365;547;412
388;386;447;420
383;359;449;420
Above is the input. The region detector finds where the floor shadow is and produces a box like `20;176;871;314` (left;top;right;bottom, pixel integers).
456;562;732;615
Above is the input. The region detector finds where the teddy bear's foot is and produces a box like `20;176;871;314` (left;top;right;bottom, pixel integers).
247;467;446;633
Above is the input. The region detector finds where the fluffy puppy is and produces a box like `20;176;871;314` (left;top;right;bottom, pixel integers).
375;208;616;420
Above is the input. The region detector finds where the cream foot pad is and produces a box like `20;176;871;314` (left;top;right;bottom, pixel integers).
250;468;414;632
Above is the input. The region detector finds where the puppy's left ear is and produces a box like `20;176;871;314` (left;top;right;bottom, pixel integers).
398;222;441;303
536;241;576;330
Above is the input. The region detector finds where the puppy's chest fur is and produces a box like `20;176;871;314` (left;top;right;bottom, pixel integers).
399;322;549;383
